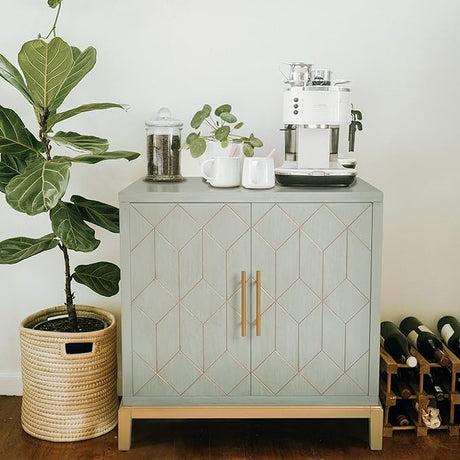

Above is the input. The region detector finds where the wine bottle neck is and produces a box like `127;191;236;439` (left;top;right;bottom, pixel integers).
433;349;450;367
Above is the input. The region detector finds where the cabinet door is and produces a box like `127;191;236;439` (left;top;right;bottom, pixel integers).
129;203;251;397
251;202;373;397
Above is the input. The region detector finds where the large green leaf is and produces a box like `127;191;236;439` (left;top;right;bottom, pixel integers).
0;151;36;192
250;136;263;148
186;132;200;145
18;37;74;111
215;126;230;141
219;112;237;123
51;46;97;111
201;104;212;117
214;104;231;116
189;137;207;157
48;102;127;127
0;233;58;264
73;261;120;297
59;150;140;164
51;131;109;154
243;143;254;157
5;157;70;215
71;195;119;233
190;110;206;129
0;106;43;156
0;54;34;105
50;201;100;252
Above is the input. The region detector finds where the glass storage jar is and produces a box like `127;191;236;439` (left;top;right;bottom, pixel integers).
145;107;184;182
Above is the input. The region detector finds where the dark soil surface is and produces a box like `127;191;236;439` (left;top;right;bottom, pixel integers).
34;316;106;333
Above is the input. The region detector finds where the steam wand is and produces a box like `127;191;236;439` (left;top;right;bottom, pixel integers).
349;109;363;152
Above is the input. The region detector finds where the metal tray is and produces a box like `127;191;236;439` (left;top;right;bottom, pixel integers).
275;167;357;187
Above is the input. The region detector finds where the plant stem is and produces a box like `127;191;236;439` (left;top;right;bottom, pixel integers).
58;242;77;331
39;110;52;160
43;0;62;39
204;118;217;130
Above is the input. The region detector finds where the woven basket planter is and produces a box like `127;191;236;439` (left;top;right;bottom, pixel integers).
19;305;118;442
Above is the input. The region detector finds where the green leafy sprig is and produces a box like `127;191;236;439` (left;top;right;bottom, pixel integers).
185;104;263;158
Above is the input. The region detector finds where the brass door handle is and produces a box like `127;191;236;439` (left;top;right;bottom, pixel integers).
241;271;246;337
256;270;261;336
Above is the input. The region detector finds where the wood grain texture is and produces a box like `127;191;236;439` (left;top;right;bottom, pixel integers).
251;203;372;397
1;397;460;459
129;203;251;398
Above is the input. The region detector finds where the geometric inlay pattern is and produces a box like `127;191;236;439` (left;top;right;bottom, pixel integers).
181;280;225;324
253;352;297;394
253;205;298;250
301;205;345;249
277;279;321;322
301;352;343;394
324;280;368;323
251;203;372;396
130;202;372;398
130;203;251;396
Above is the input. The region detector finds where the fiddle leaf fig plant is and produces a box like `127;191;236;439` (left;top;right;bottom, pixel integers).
0;0;140;331
184;104;263;158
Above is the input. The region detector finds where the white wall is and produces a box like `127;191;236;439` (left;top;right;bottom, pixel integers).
1;0;459;394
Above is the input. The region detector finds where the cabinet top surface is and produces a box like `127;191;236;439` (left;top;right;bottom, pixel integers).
119;177;383;203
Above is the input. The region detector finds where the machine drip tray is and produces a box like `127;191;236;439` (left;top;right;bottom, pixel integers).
275;167;357;187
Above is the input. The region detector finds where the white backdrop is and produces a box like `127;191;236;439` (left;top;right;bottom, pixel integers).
1;0;459;394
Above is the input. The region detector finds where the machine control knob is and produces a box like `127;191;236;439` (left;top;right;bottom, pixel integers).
293;110;298;115
293;104;299;108
293;97;299;102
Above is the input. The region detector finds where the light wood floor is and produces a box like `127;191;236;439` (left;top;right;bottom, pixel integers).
1;396;459;459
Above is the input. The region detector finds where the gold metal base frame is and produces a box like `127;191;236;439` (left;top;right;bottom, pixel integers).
118;404;383;451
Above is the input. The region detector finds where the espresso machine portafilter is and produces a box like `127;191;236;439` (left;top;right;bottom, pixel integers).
275;62;362;186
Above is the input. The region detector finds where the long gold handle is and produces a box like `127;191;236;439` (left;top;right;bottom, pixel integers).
256;270;261;336
241;271;246;337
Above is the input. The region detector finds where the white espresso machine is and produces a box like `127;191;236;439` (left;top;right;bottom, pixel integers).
275;62;361;186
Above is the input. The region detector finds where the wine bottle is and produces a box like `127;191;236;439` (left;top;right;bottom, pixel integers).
440;367;460;392
395;412;410;426
437;315;460;358
393;377;412;399
399;317;450;366
389;406;410;426
423;372;445;401
381;321;417;367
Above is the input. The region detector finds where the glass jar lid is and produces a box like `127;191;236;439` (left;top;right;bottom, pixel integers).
145;107;183;128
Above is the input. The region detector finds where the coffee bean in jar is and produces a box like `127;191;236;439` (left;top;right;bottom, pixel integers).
145;108;184;182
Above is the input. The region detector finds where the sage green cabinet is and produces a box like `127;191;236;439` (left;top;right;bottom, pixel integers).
121;181;380;401
119;178;383;450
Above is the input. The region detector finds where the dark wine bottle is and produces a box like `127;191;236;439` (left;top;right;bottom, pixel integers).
439;367;460;393
395;412;410;426
381;321;417;367
437;315;460;358
389;406;410;426
424;372;445;401
393;376;412;399
399;317;450;366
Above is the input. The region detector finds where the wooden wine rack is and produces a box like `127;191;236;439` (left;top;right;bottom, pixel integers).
379;341;460;437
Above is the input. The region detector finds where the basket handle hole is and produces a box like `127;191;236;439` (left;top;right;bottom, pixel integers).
65;342;94;355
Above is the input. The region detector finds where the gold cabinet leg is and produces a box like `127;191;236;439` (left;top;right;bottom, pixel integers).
369;404;383;450
118;405;133;451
